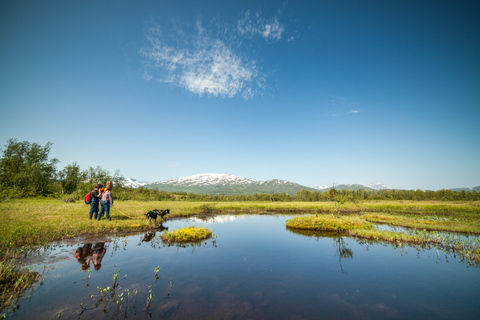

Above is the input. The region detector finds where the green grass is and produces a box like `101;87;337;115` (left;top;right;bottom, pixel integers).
363;214;480;233
161;226;213;243
286;215;373;232
0;257;41;311
0;198;479;255
286;213;480;265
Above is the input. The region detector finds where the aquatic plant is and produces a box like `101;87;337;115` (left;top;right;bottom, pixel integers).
363;214;479;233
161;226;213;243
0;256;43;311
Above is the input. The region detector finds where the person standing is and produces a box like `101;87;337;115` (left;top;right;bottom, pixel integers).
98;183;113;221
88;184;103;220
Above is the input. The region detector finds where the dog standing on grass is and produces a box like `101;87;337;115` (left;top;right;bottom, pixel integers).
144;209;170;224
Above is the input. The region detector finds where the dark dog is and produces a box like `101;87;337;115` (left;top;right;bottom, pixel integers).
141;232;156;243
144;209;170;224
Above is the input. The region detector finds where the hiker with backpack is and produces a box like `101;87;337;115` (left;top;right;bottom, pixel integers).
87;184;103;220
97;183;114;221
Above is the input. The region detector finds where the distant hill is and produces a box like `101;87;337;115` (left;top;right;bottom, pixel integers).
144;173;318;195
449;186;480;192
317;184;376;192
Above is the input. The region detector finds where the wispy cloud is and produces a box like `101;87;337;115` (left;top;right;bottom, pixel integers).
139;10;285;99
327;96;361;116
237;11;285;41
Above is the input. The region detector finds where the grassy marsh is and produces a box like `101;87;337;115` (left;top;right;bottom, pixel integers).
0;198;479;312
286;214;480;265
0;198;479;256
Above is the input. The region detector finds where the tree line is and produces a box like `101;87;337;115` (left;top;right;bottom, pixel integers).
1;139;479;202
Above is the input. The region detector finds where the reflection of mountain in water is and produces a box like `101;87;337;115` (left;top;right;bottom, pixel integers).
189;215;247;224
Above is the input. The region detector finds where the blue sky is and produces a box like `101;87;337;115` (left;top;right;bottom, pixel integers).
1;0;479;190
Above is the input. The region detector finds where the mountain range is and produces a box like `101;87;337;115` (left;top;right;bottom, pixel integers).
143;173;319;195
123;173;395;195
122;173;479;195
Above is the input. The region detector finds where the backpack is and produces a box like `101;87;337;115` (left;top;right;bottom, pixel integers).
84;192;92;204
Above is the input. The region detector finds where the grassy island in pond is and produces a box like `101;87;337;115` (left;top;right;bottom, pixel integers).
286;215;373;232
161;226;213;243
286;214;480;265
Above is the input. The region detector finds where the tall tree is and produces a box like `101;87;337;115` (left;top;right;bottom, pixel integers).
0;139;58;196
57;162;85;194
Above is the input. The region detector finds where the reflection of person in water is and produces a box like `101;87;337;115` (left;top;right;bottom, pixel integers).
90;242;107;270
75;243;93;270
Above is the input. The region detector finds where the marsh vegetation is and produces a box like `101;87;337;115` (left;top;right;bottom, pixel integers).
0;198;479;317
1;215;479;319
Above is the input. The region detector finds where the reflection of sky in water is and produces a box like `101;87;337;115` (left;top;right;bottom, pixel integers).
7;215;480;320
188;214;248;223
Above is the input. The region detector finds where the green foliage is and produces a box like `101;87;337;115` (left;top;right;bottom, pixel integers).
0;139;58;197
57;162;85;194
198;203;216;214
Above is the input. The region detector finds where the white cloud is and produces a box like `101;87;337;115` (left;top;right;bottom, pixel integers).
237;11;284;40
140;9;287;99
140;22;262;98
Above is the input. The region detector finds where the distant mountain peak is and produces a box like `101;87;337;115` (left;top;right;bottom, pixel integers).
146;173;317;195
122;178;149;188
367;182;389;190
153;173;258;187
314;182;390;191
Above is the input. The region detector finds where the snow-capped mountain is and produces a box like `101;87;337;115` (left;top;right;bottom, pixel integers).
367;182;390;190
153;173;258;186
122;178;149;188
315;182;390;191
145;173;318;195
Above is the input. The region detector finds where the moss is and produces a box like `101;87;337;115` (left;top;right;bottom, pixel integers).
161;226;212;243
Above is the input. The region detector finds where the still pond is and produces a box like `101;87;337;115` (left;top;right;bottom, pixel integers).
7;215;480;319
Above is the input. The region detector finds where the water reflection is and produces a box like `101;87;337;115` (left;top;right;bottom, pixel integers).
74;242;107;271
6;215;480;320
335;238;353;274
189;215;247;223
286;228;354;274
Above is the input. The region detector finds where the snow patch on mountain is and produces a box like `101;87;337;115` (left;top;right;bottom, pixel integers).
367;182;389;190
152;173;259;187
315;182;390;190
123;178;149;188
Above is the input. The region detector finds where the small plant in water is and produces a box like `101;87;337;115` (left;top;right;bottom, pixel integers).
161;226;213;243
154;266;160;281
